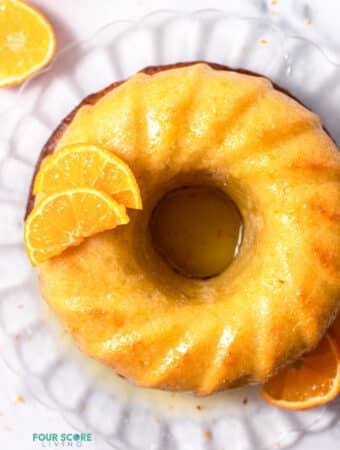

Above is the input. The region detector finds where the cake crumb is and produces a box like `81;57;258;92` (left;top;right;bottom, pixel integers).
271;0;277;5
242;397;248;405
304;18;311;25
204;430;212;440
16;304;24;309
3;425;12;431
260;39;268;45
80;401;87;411
196;404;203;411
14;394;24;404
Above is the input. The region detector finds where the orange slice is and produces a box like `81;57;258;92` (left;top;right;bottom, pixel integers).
33;144;142;209
0;0;56;88
261;333;340;410
24;188;129;266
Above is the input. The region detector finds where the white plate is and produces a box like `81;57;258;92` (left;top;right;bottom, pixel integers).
0;10;340;450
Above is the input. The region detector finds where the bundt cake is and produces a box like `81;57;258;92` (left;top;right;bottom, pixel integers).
27;62;340;395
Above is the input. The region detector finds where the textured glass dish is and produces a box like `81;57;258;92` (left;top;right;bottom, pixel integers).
0;10;340;450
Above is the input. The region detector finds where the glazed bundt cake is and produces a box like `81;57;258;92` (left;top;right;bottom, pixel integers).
27;62;340;395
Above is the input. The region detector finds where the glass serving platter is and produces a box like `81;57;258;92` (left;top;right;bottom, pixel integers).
0;10;340;450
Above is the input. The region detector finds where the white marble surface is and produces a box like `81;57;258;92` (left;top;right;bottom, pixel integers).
0;1;340;449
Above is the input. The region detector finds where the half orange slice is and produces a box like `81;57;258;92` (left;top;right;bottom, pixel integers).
24;188;129;266
33;144;142;209
261;333;340;410
0;0;56;88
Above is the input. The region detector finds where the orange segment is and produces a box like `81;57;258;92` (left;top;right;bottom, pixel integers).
261;333;340;410
0;0;56;88
33;144;142;209
24;188;129;266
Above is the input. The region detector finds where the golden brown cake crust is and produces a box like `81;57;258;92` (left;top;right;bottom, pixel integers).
25;60;313;218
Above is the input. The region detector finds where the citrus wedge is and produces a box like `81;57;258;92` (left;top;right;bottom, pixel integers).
24;188;129;266
0;0;56;88
261;333;340;410
33;144;142;209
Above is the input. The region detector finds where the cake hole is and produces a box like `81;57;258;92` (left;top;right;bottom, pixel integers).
150;186;243;279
